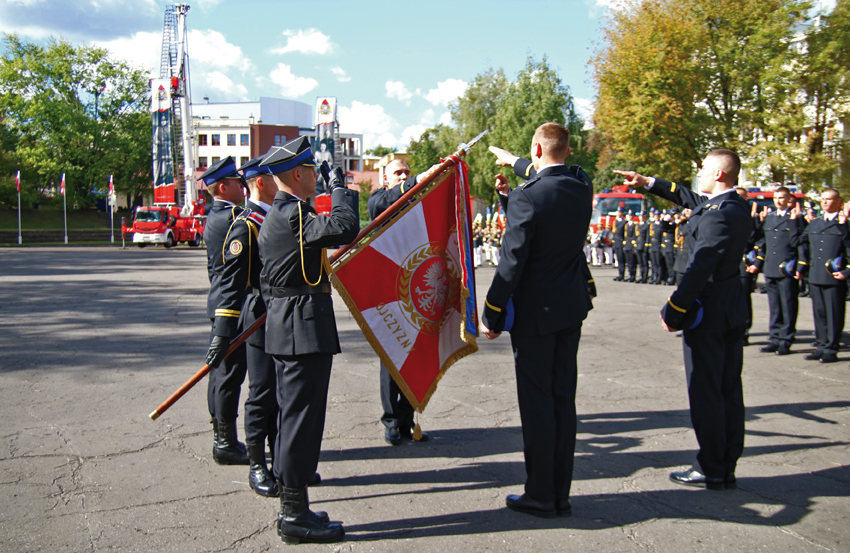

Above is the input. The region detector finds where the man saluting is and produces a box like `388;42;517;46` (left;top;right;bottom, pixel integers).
614;149;753;491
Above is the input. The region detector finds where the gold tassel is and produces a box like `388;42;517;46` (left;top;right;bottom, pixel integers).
413;423;422;441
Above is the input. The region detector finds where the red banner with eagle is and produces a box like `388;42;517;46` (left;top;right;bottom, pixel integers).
330;161;478;412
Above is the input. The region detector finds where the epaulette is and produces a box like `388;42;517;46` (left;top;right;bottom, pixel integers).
520;175;541;189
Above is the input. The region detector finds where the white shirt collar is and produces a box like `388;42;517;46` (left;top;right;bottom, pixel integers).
535;162;565;173
825;211;839;221
249;199;272;212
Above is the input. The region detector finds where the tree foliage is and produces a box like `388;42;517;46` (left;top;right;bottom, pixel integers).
407;57;596;203
0;34;151;209
592;0;848;190
364;145;398;158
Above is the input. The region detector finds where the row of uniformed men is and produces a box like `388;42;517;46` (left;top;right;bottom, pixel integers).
594;208;692;284
199;136;358;545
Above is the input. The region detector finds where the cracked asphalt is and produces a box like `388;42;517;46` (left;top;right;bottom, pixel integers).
1;246;848;552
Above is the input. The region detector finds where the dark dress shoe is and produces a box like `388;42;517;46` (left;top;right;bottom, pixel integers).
400;428;429;442
613;277;623;281
556;499;572;517
505;494;556;518
804;351;823;361
725;472;737;489
759;343;779;353
384;427;402;446
669;467;724;490
776;345;792;356
820;352;838;363
308;472;322;487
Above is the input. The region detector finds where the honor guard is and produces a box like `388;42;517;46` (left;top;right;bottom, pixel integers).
257;136;359;544
612;208;627;280
648;210;665;284
796;189;850;363
660;210;676;285
624;211;637;282
636;212;650;283
207;156;284;496
201;156;250;466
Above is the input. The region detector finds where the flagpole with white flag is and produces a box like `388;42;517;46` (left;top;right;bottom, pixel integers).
109;174;114;243
16;170;21;245
61;173;68;244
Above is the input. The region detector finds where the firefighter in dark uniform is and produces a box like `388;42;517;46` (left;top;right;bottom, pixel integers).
673;209;690;285
257;136;359;545
748;186;803;355
612;208;627;280
615;149;753;491
736;188;761;345
649;210;665;284
796;188;850;364
205;156;283;496
636;212;650;283
661;209;677;285
201;156;250;466
624;211;638;282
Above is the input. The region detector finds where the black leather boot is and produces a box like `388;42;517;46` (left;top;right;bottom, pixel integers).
213;421;249;465
247;443;277;497
277;485;341;544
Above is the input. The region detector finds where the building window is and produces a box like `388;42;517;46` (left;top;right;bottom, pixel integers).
227;134;236;146
198;156;208;168
240;156;249;166
240;133;249;146
211;156;220;164
274;135;287;146
198;134;208;146
211;134;220;146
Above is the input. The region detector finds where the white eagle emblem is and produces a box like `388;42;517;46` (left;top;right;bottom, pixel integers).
415;260;449;316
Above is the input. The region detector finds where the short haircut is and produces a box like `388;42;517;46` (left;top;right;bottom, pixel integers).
533;122;570;160
823;187;840;198
706;149;741;182
386;158;410;172
775;186;791;196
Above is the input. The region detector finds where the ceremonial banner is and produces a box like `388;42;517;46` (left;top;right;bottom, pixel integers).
331;161;478;411
151;80;175;204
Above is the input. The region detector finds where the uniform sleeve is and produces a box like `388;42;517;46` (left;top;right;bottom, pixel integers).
582;261;597;298
662;209;731;330
213;219;252;338
647;179;706;209
512;158;536;180
841;224;850;279
789;215;804;249
752;225;766;271
797;223;811;274
367;186;403;220
293;187;360;248
483;189;536;332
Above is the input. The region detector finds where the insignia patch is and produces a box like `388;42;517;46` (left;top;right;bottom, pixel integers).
396;242;460;336
229;240;243;256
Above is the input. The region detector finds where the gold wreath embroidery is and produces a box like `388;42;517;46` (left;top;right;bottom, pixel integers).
397;242;460;336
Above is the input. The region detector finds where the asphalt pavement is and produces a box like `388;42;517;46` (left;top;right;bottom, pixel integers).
0;247;848;552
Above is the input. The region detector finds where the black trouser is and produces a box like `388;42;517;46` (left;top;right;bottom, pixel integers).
380;362;414;430
741;273;755;332
273;352;333;489
650;250;664;282
625;250;636;279
207;322;247;424
682;322;746;479
511;323;581;505
244;342;278;447
614;246;626;278
765;276;798;347
637;250;648;280
663;251;676;283
810;282;846;354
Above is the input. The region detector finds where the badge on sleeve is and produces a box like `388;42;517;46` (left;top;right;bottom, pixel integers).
229;240;243;256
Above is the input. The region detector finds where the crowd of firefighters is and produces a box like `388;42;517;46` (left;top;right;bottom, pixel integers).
472;219;504;267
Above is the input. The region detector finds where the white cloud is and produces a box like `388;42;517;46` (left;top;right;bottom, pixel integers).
439;111;453;126
0;0;160;40
95;31;162;75
205;71;248;100
331;66;351;82
419;109;436;126
423;78;468;107
574;98;595;127
189;29;252;71
338;101;400;150
385;80;413;105
269;63;318;98
270;28;334;55
401;125;427;146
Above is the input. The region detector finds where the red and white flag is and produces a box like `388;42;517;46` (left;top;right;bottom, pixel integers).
108;174;114;194
15;170;20;194
331;160;478;412
60;173;65;195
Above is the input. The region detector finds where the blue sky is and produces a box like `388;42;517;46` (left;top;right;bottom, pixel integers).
0;0;836;151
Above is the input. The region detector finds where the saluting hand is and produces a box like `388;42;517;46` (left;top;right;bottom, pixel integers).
751;202;758;218
489;146;519;167
612;170;650;188
760;205;768;221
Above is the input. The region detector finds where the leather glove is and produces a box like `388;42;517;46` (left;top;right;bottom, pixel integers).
206;335;229;368
319;160;331;183
327;166;346;192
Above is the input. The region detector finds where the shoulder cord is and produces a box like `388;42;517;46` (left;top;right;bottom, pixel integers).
298;202;329;286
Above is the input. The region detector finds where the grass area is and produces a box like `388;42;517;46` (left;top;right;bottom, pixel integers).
0;209;133;231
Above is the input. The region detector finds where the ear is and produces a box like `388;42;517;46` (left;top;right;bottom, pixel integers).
535;143;542;158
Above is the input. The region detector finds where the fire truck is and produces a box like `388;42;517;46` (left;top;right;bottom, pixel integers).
123;4;204;248
591;185;647;231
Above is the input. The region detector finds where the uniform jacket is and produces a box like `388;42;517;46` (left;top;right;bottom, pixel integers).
637;221;650;251
482;159;593;335
624;221;637;251
613;218;627;247
797;216;850;286
205;200;243;320
259;187;359;356
649;221;664;252
753;211;803;278
649;180;753;330
367;175;417;220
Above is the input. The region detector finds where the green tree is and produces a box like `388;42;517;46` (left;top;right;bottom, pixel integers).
407;126;450;177
364;145;398;158
0;34;151;209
